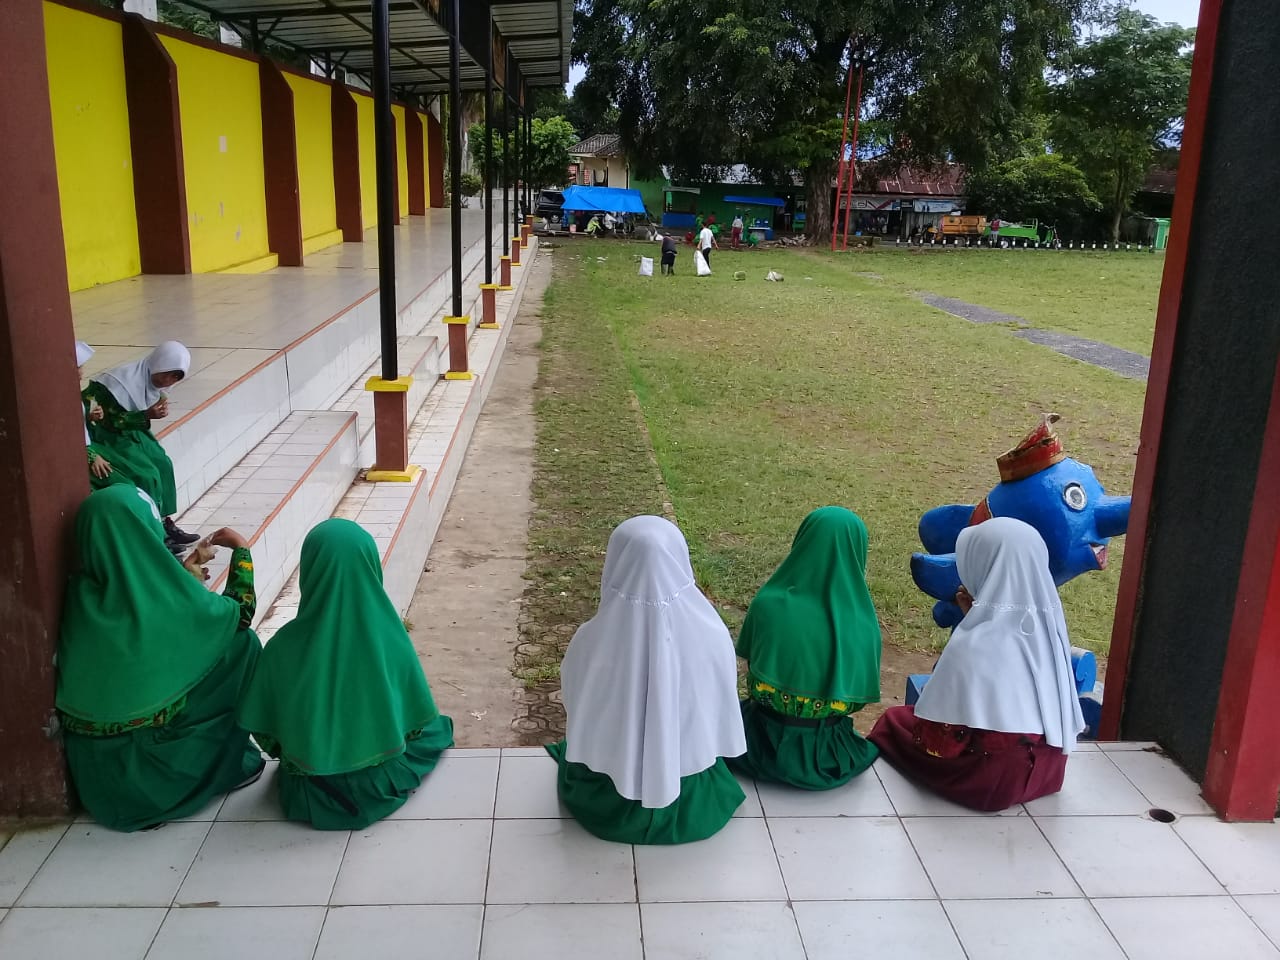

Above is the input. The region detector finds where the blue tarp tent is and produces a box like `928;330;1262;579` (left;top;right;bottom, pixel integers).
559;185;648;215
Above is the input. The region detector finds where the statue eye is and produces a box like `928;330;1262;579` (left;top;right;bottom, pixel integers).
1063;482;1088;512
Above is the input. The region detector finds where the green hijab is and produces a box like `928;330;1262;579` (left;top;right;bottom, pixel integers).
736;506;882;704
58;486;242;723
237;519;440;776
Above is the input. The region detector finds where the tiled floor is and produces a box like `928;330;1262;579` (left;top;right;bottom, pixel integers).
2;744;1277;959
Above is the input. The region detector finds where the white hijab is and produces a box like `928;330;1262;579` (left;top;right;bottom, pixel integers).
75;341;94;445
93;340;190;411
914;518;1085;753
561;516;747;808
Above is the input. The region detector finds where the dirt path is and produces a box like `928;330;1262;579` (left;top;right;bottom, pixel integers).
407;253;552;747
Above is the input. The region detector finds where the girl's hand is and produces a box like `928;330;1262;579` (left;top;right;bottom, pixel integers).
88;404;104;422
955;586;975;616
209;527;249;550
90;455;113;479
148;397;170;419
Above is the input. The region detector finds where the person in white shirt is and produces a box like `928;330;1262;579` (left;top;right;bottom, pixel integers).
603;212;616;233
731;215;744;249
698;223;717;266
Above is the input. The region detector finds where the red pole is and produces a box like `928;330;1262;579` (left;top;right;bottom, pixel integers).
840;64;864;252
830;44;856;251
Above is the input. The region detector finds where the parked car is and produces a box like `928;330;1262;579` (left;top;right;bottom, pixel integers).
535;189;565;223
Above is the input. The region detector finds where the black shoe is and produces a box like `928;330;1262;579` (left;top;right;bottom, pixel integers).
231;759;267;791
163;517;200;546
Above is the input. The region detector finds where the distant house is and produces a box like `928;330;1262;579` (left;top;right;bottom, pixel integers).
839;162;965;238
568;134;629;188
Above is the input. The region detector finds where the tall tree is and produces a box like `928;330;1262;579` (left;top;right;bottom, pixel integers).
1049;5;1194;243
573;0;1084;241
469;115;578;190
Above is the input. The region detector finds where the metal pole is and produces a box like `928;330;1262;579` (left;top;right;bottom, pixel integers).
525;108;532;215
831;45;856;251
484;50;493;284
449;0;463;318
502;91;510;255
839;63;864;252
372;0;398;381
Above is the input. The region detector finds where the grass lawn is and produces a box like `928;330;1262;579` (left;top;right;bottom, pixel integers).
819;246;1165;356
521;238;1151;687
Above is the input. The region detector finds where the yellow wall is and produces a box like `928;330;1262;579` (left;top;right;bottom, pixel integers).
392;104;408;217
44;3;140;291
160;36;270;272
419;111;432;207
354;92;377;230
283;72;337;243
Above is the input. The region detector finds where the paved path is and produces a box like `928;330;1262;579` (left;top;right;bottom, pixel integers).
918;293;1151;380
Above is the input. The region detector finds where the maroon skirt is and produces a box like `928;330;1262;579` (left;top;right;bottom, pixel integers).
868;705;1067;812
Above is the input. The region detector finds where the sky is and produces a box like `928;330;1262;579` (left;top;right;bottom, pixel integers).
562;1;1199;94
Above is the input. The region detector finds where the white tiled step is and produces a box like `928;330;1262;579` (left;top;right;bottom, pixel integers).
175;410;360;624
332;335;445;466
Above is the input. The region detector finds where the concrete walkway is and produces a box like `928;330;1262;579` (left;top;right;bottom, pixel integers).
919;293;1151;380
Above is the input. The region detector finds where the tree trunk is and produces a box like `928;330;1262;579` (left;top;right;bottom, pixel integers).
806;159;835;243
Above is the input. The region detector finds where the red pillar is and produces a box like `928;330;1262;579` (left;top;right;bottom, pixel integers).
511;233;522;266
405;109;425;216
259;60;303;266
332;84;363;241
0;0;87;816
426;111;444;209
444;316;473;380
499;254;512;289
479;284;499;329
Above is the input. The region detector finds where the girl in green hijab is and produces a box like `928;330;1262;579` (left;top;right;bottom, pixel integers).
237;519;453;830
729;506;882;789
58;486;264;831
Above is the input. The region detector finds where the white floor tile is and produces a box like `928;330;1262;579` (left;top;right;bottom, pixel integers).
634;817;785;903
387;755;499;819
315;905;483;960
1107;749;1214;815
1094;896;1280;960
19;822;210;907
795;900;966;960
640;902;806;960
501;747;549;757
480;904;642;960
1237;896;1280;950
146;906;326;960
0;824;68;907
904;817;1080;899
771;817;935;900
1097;741;1157;751
494;754;567;818
0;906;166;960
732;773;763;817
176;822;349;906
1037;816;1223;898
945;898;1126;960
1175;819;1280;894
486;819;635;904
1024;752;1153;816
875;759;1025;817
755;770;895;817
216;762;283;821
330;820;491;904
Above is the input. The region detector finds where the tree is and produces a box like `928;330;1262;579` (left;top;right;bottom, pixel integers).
964;153;1100;239
533;88;618;138
468;115;577;191
1049;5;1194;243
573;0;1085;242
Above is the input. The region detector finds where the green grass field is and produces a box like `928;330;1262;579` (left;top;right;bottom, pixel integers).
520;240;1154;684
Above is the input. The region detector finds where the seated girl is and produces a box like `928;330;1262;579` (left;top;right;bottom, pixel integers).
869;518;1085;812
730;506;882;790
76;340;130;492
547;516;747;844
83;340;198;552
57;486;264;832
237;519;454;830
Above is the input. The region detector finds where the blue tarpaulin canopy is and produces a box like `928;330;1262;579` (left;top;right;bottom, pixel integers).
559;185;648;215
723;195;787;208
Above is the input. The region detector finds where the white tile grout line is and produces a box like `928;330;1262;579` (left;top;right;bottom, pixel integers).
1;821;70;912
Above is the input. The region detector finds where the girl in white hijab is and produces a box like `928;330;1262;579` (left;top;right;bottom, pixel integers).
83;341;198;552
870;518;1085;811
546;516;748;844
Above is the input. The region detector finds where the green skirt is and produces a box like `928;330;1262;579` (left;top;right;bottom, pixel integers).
727;699;879;790
276;715;454;831
63;628;263;832
546;740;745;844
91;427;177;516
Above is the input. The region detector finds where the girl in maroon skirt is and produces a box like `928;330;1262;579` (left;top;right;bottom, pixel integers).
870;518;1085;812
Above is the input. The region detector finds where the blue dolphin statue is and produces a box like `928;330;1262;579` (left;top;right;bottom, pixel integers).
911;415;1131;628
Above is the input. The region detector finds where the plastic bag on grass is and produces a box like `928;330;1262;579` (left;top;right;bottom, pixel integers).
694;251;711;276
638;256;654;277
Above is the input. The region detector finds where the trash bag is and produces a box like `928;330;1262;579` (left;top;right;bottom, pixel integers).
695;251;711;276
765;270;784;282
638;256;654;277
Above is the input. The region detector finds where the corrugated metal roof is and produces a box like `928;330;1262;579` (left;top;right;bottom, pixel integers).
569;133;623;156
